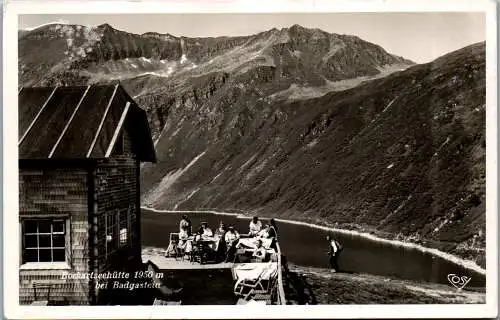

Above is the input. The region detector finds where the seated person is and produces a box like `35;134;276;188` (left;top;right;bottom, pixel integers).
200;222;213;238
196;222;216;252
225;226;240;246
251;239;267;262
215;222;227;262
249;216;262;236
257;224;271;238
178;226;193;253
215;221;227;238
224;226;240;262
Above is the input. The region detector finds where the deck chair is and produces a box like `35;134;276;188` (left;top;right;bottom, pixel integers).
233;263;278;302
153;298;182;305
165;233;179;257
32;282;52;305
236;298;267;305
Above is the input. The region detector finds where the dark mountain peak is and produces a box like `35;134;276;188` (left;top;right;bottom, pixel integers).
142;31;160;36
97;23;115;32
288;24;308;31
285;24;328;36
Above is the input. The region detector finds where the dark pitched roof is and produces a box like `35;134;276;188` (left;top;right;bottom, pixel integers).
18;84;156;162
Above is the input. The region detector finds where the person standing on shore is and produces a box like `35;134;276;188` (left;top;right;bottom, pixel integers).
326;235;342;272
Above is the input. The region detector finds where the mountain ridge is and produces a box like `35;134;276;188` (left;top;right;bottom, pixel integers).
19;22;414;86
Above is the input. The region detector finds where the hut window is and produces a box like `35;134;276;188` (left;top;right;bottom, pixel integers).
119;209;129;246
22;219;66;263
105;213;118;254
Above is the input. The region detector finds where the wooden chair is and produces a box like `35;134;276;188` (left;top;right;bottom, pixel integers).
190;241;214;264
166;233;187;261
165;233;179;256
190;242;204;263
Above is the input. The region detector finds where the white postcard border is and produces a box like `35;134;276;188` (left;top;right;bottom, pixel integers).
3;0;498;318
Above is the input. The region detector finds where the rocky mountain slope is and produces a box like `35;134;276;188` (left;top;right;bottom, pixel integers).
19;24;485;265
141;42;485;266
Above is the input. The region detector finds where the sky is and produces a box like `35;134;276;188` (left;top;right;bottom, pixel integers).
19;12;485;63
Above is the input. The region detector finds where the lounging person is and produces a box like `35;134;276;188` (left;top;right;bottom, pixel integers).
326;235;342;272
251;239;267;262
249;216;262;236
225;226;240;247
257;224;271;238
224;226;240;262
179;215;192;235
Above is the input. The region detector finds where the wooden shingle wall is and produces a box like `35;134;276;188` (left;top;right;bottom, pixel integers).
94;156;141;274
19;167;90;305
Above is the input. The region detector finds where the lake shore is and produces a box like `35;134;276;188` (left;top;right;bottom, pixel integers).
285;264;485;305
141;206;486;275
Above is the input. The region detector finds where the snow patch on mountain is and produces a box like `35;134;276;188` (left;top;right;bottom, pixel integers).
269;63;412;102
144;151;207;206
83;57;183;81
180;54;188;64
24;20;70;31
173;188;201;210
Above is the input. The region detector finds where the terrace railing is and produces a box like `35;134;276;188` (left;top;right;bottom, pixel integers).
275;241;287;305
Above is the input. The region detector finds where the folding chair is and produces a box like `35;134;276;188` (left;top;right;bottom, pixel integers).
166;233;188;261
165;233;179;257
153;298;182;305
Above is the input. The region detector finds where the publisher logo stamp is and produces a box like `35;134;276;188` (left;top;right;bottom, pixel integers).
447;274;471;290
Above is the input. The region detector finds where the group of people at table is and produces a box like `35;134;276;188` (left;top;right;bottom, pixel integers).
175;215;278;263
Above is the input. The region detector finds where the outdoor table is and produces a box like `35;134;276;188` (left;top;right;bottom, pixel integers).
190;236;222;263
